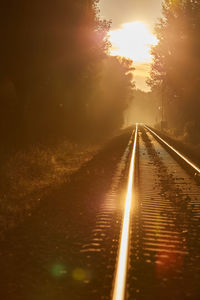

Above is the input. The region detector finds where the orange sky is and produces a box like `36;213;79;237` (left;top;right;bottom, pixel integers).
99;0;163;91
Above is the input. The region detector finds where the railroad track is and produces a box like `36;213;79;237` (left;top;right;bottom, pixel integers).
82;124;200;300
1;124;199;300
119;124;200;300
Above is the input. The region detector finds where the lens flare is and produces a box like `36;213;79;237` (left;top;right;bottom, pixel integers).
51;264;67;277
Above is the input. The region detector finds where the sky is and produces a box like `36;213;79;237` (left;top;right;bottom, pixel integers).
99;0;163;91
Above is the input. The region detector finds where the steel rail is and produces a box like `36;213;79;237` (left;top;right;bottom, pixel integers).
112;124;138;300
144;125;200;174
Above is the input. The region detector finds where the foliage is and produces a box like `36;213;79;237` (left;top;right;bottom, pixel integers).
0;0;134;146
148;0;200;139
86;56;134;138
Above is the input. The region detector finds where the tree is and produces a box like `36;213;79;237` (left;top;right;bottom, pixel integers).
0;0;111;143
148;0;200;137
0;1;134;145
86;56;134;138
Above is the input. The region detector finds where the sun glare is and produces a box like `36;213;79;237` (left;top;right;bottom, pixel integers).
109;21;158;63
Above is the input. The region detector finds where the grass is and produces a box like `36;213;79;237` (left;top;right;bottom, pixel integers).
0;141;99;235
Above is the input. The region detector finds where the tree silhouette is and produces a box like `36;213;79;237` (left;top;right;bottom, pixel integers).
0;1;132;145
148;0;200;139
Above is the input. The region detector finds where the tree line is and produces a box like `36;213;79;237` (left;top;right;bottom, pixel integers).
0;0;134;146
148;0;200;142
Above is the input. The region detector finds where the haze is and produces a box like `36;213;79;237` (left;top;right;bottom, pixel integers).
99;0;162;30
99;0;163;90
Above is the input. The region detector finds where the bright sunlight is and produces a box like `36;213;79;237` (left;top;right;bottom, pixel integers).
109;21;158;63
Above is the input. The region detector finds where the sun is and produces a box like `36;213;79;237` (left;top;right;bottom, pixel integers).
109;21;158;63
